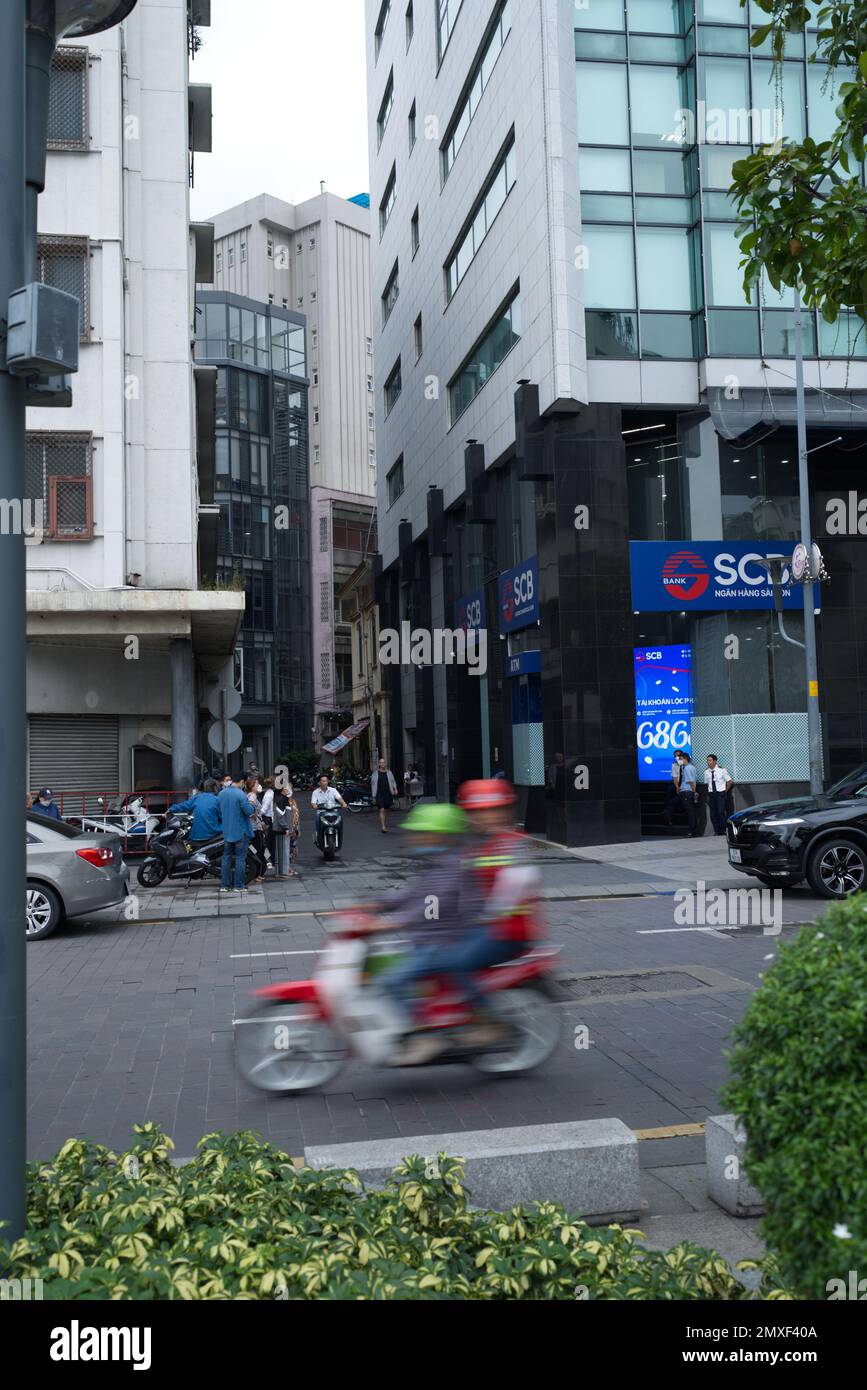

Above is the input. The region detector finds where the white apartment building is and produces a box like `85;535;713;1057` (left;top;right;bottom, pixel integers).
206;191;377;753
26;0;243;803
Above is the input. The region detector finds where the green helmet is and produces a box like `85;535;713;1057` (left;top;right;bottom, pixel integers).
402;801;468;835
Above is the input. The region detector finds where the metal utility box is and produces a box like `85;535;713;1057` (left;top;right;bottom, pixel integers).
6;283;80;376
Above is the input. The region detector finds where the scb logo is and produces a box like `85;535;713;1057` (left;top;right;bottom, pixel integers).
461;598;482;628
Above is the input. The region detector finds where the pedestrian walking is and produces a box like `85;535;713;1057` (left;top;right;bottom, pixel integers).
704;755;733;836
676;751;699;836
218;774;254;893
371;757;398;834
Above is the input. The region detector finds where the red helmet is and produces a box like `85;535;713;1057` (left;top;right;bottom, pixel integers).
457;778;517;809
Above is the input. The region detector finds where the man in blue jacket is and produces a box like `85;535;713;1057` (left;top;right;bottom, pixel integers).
170;779;222;847
218;774;253;893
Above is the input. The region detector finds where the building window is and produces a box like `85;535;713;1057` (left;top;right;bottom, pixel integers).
436;0;464;62
379;165;397;235
270;318;305;375
320;651;332;689
369;448;377;468
406;0;414;47
47;45;88;150
267;238;274;259
240;241;247;262
367;374;374;392
320;580;330;623
445;132;516;301
216;250;222;272
374;0;391;59
310;237;316;249
382;259;400;325
36;235;89;340
414;312;423;359
366;335;373;353
386;456;405;507
313;408;320;425
368;408;375;427
441;0;511;180
411;206;420;255
384;357;402;416
377;69;395;146
408;100;417;152
228;245;235;268
449;286;521;423
25;431;94;540
314;445;321;464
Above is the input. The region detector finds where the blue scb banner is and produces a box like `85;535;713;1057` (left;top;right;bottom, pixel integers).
634;644;694;782
499;556;539;633
630;541;806;612
454;587;486;633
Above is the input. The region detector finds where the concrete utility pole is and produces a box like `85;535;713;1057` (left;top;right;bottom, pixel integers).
0;0;29;1246
793;283;825;798
0;0;140;1244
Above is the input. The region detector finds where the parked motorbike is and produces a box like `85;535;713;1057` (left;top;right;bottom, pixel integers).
136;813;259;887
234;912;563;1093
314;806;344;862
68;795;160;843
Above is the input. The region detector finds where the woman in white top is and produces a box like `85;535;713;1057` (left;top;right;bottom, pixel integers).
244;776;266;881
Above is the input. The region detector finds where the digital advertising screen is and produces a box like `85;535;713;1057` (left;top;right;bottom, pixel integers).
634;644;694;783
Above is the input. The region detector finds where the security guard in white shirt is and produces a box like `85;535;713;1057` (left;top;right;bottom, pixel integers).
704;755;733;836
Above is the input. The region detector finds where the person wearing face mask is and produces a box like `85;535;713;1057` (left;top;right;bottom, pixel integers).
374;802;472;1033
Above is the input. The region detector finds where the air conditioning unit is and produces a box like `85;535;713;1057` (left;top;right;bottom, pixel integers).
6;284;80;376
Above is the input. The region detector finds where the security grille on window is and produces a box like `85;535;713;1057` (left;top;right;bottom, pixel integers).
319;515;329;552
320;580;330;622
320;651;332;690
47;46;88;151
25;432;94;541
37;236;89;340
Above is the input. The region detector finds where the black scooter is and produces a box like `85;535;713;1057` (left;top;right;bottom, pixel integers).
137;814;259;887
314;807;344;862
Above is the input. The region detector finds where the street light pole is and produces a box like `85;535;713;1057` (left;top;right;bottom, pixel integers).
793;282;824;797
0;0;29;1245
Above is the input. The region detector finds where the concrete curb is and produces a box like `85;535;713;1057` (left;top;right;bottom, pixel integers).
304;1119;641;1223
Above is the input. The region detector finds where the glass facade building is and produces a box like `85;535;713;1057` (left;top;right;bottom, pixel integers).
196;292;312;766
367;0;867;845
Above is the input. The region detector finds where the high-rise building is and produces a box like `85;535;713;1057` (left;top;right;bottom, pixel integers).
366;0;867;846
25;0;243;802
206;193;377;758
194;291;312;768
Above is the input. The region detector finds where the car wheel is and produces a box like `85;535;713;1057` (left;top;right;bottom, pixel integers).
806;838;867;899
26;883;63;940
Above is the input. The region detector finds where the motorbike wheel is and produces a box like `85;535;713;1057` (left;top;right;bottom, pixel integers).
323;846;336;862
472;982;562;1075
137;858;167;887
234;1001;347;1094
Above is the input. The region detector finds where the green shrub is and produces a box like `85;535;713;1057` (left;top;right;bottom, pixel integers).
723;896;867;1299
1;1124;790;1300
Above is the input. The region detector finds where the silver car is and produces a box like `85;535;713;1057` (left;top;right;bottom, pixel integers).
26;812;130;940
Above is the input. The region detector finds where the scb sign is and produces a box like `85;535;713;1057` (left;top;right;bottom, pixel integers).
499;556;539;632
630;541;808;612
454;587;486;633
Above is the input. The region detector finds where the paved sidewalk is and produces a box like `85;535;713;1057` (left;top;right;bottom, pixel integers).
110;814;747;924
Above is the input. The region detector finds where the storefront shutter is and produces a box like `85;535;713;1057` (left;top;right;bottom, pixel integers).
28;715;120;817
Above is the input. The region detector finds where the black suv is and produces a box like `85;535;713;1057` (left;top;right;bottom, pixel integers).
727;764;867;898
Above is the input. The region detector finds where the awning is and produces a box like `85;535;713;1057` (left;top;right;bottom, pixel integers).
322;718;371;755
136;732;206;768
707;387;867;441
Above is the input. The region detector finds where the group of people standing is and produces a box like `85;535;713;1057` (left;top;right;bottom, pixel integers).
170;773;300;893
665;751;734;837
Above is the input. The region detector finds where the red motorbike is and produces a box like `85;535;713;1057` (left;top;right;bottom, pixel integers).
234;913;562;1093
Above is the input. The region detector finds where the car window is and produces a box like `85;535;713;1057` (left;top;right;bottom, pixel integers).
26;812;83;838
826;764;867;799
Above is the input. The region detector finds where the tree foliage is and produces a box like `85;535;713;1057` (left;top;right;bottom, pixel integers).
732;1;867;321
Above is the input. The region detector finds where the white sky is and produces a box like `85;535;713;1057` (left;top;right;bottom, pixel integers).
190;0;370;220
